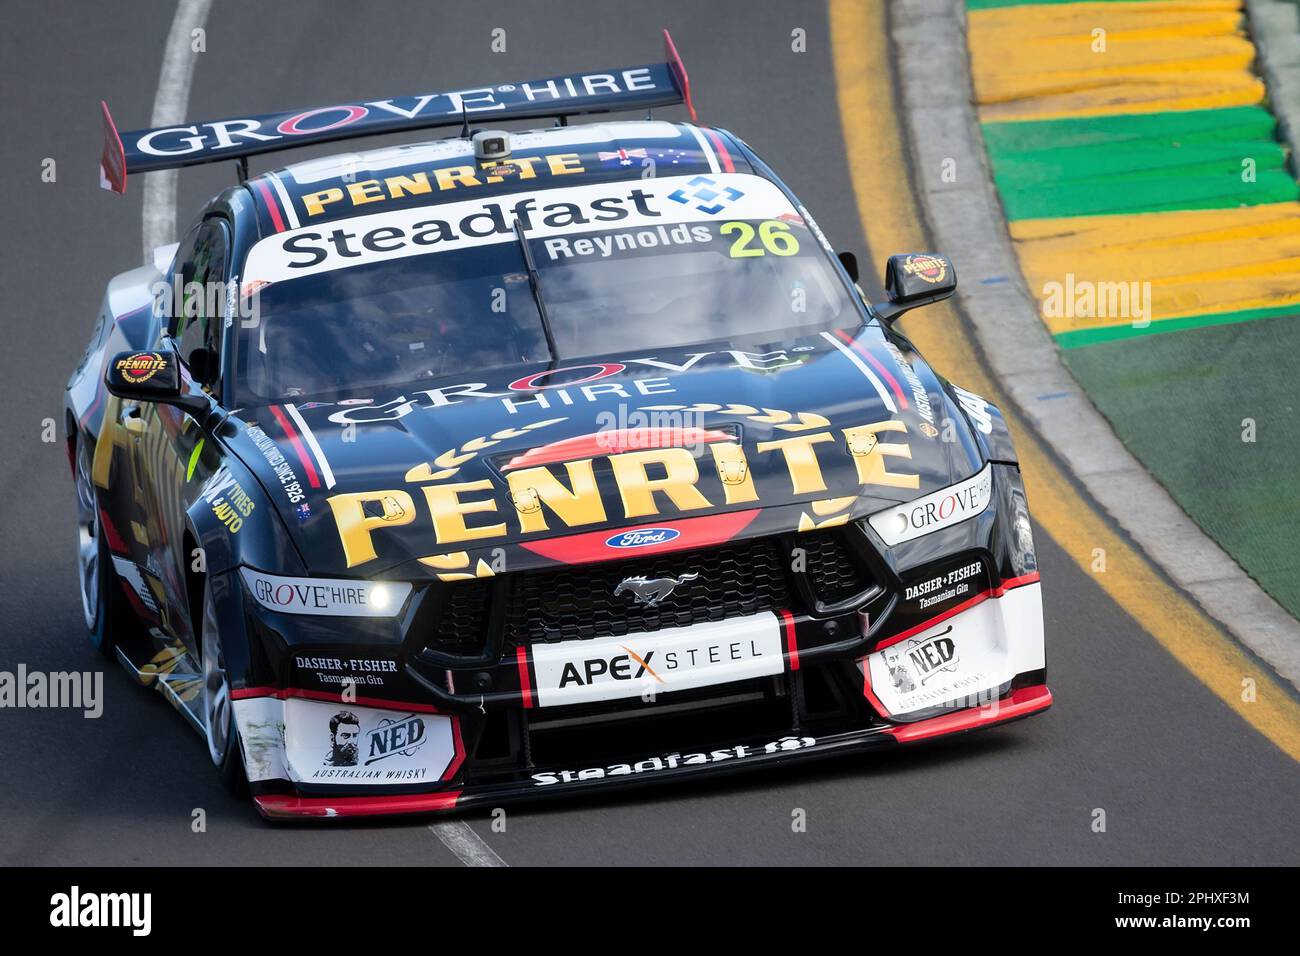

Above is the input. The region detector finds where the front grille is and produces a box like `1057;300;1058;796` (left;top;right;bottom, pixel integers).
504;537;793;646
426;578;492;657
414;528;877;660
802;530;873;604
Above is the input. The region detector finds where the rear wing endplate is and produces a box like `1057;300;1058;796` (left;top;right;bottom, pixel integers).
99;30;695;194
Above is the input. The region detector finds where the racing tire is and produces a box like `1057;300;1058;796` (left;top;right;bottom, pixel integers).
199;574;247;795
74;434;133;658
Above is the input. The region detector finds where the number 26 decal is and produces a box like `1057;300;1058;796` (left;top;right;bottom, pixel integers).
721;220;800;258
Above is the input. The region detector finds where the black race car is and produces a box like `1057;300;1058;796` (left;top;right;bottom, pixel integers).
69;33;1048;819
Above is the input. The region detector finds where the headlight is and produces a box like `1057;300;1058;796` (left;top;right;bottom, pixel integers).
1009;488;1038;576
239;568;412;618
866;464;993;546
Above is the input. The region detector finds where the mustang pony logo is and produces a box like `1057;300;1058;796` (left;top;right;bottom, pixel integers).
614;573;699;607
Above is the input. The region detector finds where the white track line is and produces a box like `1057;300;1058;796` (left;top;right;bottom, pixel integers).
429;821;509;867
141;0;213;260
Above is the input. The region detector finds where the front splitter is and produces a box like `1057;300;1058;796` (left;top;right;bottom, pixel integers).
253;683;1052;820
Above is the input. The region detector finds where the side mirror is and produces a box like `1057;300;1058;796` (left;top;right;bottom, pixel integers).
105;350;210;417
872;253;957;323
837;250;859;283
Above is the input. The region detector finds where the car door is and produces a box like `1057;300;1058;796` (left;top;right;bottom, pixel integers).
136;216;231;655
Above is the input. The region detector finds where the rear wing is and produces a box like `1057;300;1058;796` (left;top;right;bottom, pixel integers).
100;29;695;194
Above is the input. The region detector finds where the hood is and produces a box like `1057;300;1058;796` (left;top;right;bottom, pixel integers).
225;325;984;576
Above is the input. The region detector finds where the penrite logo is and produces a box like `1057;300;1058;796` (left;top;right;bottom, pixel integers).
605;527;680;549
901;253;947;284
114;352;167;384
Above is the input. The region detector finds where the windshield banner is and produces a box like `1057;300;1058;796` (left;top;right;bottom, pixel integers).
242;173;799;289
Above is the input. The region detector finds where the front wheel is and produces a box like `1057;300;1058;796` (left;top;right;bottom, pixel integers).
200;575;245;794
74;434;133;658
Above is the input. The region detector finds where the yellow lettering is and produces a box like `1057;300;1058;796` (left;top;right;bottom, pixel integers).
326;490;416;568
842;421;919;489
507;156;541;178
302;187;344;217
506;459;607;533
434;165;483;190
546;153;584;176
346;179;385;206
384;172;432;199
422;479;506;544
756;433;834;495
608;448;712;519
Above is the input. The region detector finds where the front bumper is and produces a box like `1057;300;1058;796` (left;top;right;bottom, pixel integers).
234;571;1048;821
250;682;1052;820
231;462;1049;820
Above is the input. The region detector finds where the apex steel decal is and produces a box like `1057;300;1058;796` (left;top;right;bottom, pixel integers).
531;615;785;707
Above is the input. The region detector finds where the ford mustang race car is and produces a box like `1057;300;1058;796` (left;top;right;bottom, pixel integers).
68;34;1049;820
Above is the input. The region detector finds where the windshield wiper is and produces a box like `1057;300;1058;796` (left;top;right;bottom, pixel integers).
513;218;559;366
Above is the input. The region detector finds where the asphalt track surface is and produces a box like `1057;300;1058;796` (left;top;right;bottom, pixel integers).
1;0;1297;866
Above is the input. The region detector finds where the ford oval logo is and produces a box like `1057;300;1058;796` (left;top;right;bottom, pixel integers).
605;528;680;549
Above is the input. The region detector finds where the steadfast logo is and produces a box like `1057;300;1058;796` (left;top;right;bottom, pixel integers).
280;187;658;269
532;735;817;786
50;886;151;936
243;173;792;286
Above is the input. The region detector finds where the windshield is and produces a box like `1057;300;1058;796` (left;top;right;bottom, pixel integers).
237;246;548;402
234;172;857;405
